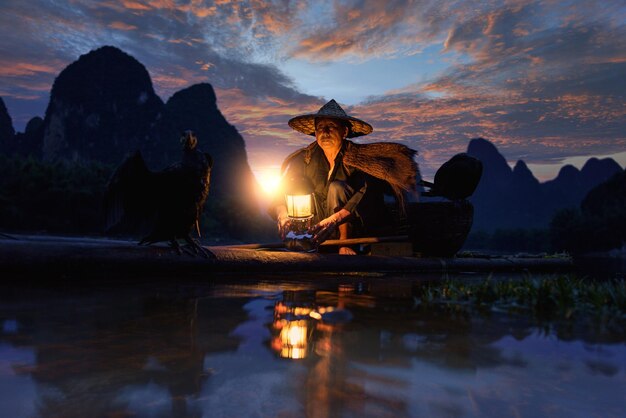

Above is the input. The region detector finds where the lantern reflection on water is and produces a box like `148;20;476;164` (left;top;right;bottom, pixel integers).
271;294;316;359
270;291;347;360
277;319;309;359
271;303;314;359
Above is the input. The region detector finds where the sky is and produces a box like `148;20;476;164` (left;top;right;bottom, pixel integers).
0;0;625;184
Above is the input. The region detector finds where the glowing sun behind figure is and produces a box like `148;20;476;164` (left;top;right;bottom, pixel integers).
255;168;283;199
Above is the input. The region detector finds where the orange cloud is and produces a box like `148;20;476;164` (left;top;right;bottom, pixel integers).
151;66;208;97
192;6;217;18
120;1;152;11
151;74;189;93
168;38;194;46
12;80;54;92
212;87;323;172
0;62;60;77
0;91;42;100
247;1;302;36
116;0;217;18
108;21;138;31
215;87;319;137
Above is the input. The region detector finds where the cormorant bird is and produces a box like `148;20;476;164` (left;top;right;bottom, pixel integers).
105;131;214;257
420;153;483;200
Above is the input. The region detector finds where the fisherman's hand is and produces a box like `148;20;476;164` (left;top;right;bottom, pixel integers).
309;209;350;245
277;212;291;240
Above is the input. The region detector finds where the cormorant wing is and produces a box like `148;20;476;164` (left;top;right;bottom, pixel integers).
104;151;158;232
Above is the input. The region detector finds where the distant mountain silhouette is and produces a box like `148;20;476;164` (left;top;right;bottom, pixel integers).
0;97;15;154
41;46;166;166
11;116;44;158
467;138;623;231
468;138;542;230
543;158;624;209
0;105;43;158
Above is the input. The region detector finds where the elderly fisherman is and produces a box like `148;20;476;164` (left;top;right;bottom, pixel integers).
273;100;419;255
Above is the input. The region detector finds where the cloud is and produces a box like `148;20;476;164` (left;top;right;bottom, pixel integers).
288;0;438;61
0;92;41;101
114;0;218;16
108;21;138;31
436;2;626;97
150;67;208;93
0;62;60;77
118;1;152;11
214;87;323;174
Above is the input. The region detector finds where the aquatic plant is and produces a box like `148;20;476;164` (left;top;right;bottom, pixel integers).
416;276;626;322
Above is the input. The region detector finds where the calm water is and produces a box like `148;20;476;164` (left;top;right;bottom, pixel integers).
1;273;624;418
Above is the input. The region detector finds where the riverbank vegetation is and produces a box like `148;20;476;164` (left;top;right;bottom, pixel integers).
0;156;112;233
416;277;626;330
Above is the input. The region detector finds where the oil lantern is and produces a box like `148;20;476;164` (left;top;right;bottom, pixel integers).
284;175;315;251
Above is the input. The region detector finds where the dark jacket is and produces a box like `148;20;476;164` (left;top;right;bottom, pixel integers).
276;141;390;231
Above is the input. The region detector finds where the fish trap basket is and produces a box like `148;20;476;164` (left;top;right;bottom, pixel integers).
396;201;474;257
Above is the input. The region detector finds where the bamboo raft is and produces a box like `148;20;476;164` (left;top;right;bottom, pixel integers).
0;233;572;279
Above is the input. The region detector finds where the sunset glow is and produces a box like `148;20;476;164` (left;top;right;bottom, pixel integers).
0;0;624;180
255;168;283;198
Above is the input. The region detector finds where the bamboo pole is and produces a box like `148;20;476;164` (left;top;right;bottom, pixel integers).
322;235;409;246
229;235;410;250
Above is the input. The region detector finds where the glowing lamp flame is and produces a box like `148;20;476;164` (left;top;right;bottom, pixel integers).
285;176;315;220
286;194;313;219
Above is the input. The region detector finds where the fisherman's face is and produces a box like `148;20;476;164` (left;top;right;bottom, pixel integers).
315;118;347;153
